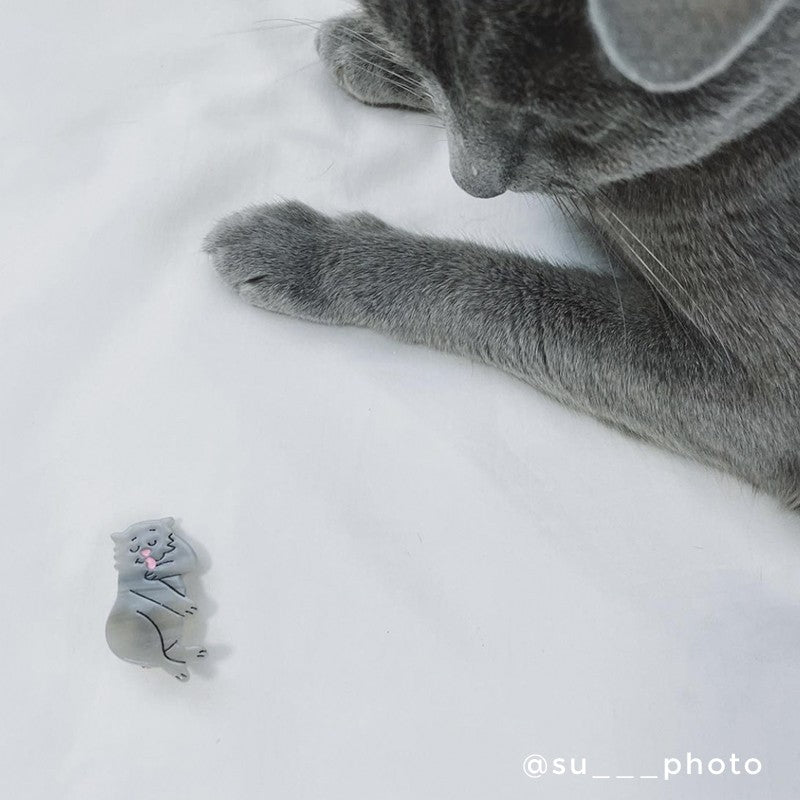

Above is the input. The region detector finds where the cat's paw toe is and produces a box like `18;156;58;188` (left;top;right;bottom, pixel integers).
205;202;335;320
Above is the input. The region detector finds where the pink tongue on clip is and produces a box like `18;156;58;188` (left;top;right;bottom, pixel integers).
141;549;157;570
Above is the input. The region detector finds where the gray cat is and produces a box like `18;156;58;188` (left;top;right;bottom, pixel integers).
205;0;800;509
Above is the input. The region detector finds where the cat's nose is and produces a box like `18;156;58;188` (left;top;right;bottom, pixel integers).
450;159;509;198
448;138;511;199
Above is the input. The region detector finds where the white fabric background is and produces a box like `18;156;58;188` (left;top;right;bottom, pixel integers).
2;1;799;798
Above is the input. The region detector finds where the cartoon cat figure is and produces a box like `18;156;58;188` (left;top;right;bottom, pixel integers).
106;518;206;681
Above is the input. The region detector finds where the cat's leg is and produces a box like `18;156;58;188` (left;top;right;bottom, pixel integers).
205;202;799;506
316;15;433;112
135;611;191;680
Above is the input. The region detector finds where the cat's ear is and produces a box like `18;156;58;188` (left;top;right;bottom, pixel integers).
588;0;789;92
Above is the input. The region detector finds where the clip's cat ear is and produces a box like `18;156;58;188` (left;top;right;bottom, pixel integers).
588;0;789;92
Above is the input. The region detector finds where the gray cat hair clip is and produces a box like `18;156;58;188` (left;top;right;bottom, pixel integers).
106;518;207;681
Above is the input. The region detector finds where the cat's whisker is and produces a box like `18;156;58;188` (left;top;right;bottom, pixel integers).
404;121;446;130
591;206;689;305
334;23;421;75
330;23;430;94
576;195;630;340
595;210;697;333
314;32;429;99
269;17;428;94
593;198;735;359
331;55;432;105
321;31;430;100
592;205;734;366
310;22;430;97
252;17;324;29
254;16;434;107
561;195;632;342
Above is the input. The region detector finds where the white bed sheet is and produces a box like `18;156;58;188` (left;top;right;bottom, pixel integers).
2;1;799;798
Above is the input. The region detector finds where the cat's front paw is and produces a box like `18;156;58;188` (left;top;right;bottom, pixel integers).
205;202;336;322
205;202;390;324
